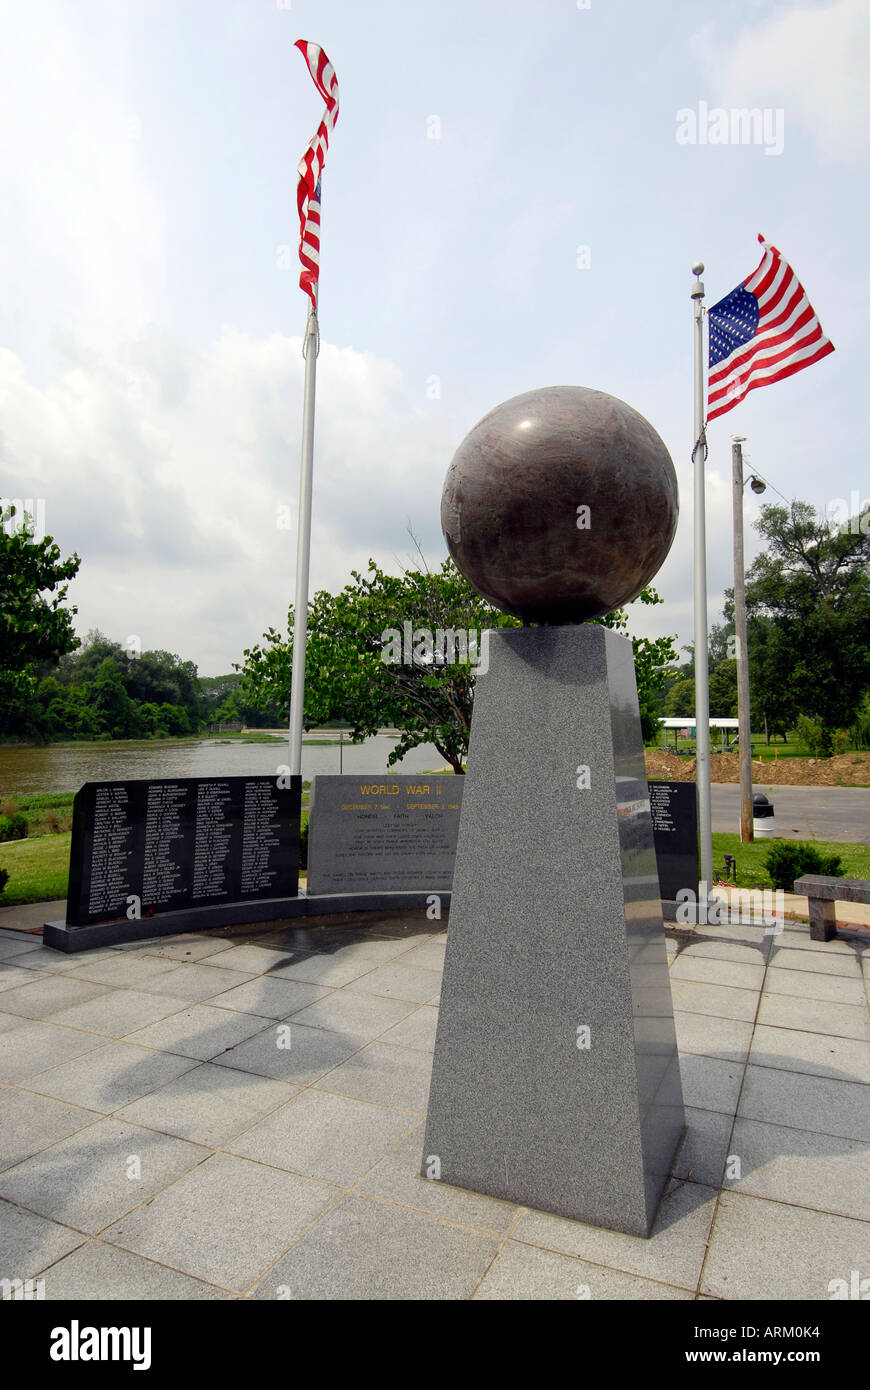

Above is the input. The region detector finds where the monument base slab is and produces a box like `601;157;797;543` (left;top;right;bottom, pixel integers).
43;890;451;952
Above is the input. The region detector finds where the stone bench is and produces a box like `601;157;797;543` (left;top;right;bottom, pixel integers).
793;875;870;942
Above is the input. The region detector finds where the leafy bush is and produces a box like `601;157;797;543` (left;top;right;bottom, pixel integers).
795;715;833;757
831;728;849;755
0;813;28;842
0;867;8;896
764;839;845;891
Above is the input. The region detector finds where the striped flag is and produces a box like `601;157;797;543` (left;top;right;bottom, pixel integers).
295;40;340;308
707;234;834;423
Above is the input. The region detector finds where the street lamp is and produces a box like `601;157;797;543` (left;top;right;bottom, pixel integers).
732;441;765;842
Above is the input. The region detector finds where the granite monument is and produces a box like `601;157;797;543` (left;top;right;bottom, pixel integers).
422;385;686;1238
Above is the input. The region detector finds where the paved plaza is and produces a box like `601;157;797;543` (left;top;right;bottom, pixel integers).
0;910;868;1300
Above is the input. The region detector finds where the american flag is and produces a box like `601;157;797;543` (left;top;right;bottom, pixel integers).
707;235;834;423
295;40;339;308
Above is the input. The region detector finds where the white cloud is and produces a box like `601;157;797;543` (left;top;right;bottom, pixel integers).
0;328;459;675
692;0;870;160
0;2;166;359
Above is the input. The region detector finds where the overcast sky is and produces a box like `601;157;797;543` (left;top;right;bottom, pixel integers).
1;0;863;675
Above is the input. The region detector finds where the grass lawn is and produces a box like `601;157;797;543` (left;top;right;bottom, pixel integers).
1;793;75;837
0;833;72;904
712;832;870;889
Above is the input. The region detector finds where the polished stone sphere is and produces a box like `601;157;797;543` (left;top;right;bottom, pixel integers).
441;385;678;623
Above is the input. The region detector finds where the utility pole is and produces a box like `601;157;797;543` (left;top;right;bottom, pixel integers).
732;437;754;842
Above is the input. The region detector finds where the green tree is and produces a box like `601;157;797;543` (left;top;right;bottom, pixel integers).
708;659;738;718
240;558;516;773
0;506;81;737
126;650;201;726
91;658;136;737
595;586;678;741
664;678;695;718
742;501;870;734
60;630;128;687
239;560;679;772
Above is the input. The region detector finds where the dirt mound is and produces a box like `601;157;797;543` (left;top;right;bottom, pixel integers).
645;749;870;787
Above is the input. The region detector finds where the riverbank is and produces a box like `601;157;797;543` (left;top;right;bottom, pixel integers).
0;732;443;798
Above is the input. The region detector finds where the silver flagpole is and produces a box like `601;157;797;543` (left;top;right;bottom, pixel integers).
288;297;319;776
691;261;713;896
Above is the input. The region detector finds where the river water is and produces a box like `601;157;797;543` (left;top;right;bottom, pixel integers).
0;733;446;798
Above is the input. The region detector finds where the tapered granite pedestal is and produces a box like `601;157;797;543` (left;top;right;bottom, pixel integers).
422;624;686;1238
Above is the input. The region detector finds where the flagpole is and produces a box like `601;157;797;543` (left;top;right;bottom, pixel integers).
691;261;714;898
288;297;319;776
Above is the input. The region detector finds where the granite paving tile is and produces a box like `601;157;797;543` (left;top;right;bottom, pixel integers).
669;980;759;1024
227;1089;416;1186
315;1040;433;1113
209;977;330;1020
757;993;870;1042
0;975;112;1021
39;1239;236;1300
0;964;43;993
288;989;417;1041
671;1107;734;1188
763;966;867;1007
768;946;862;979
347;961;442;1004
701;1191;870;1300
380;1004;439;1053
749;1024;870;1084
737;1063;870;1142
136;962;257;1001
0;1088;102;1172
267;951;380;989
0;1117;209;1233
676;1053;745;1115
65;954;186;989
212;1021;364;1085
673;1010;753;1063
0;1198;87;1278
126;1003;274;1062
504;1179;719;1291
24;1040;199;1112
357;1131;518;1233
49;988;190;1038
473;1242;695;1300
0;1021;105;1084
115;1062;297;1148
104;1151;338;1291
727;1116;870;1221
249;1193;500;1301
200;943;308;975
669;954;765;991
